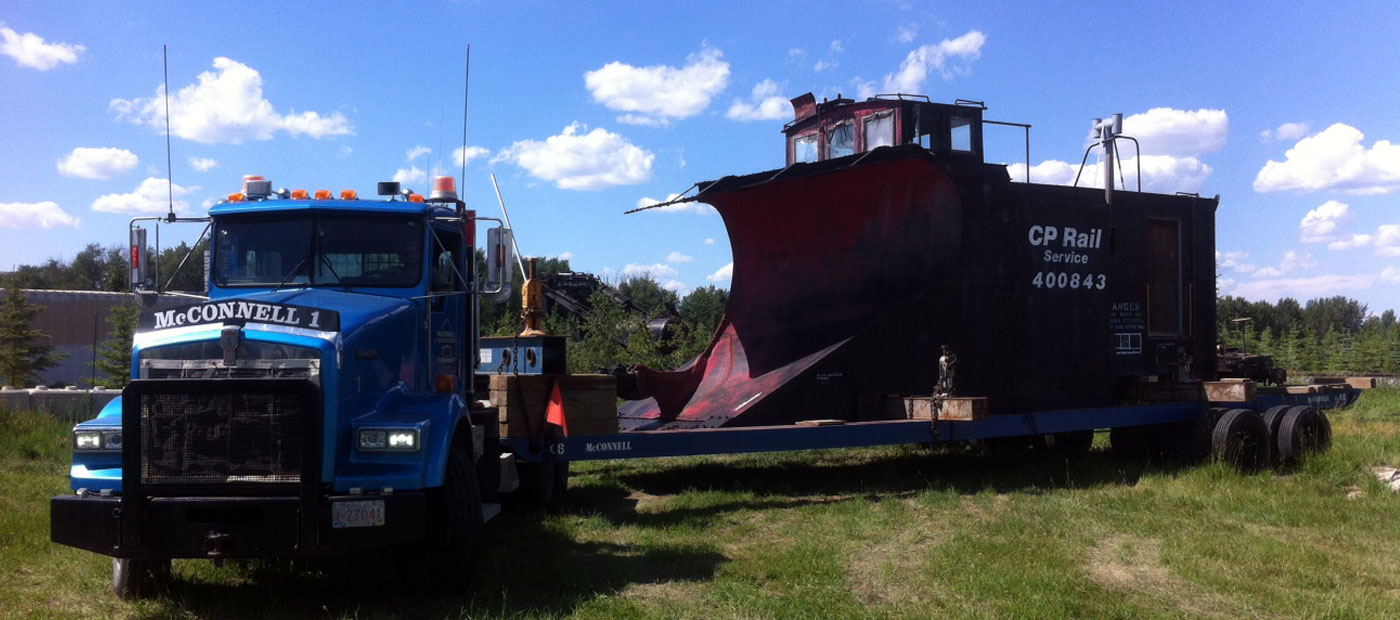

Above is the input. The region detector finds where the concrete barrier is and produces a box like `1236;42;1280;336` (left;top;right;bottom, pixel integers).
19;386;120;422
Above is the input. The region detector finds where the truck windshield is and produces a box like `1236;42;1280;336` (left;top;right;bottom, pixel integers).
214;213;423;288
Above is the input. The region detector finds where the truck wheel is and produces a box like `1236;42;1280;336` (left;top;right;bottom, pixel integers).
1185;407;1229;462
425;447;485;590
1260;406;1292;464
1211;408;1268;473
1277;406;1332;467
112;557;170;600
513;459;570;510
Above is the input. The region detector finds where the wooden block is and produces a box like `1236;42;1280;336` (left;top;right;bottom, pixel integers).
490;374;618;437
903;396;987;421
1204;381;1256;403
1285;385;1318;395
795;419;846;426
1346;377;1377;389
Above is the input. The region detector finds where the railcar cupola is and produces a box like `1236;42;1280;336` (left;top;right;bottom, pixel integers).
783;92;985;165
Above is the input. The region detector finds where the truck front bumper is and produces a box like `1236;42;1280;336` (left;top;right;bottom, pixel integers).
50;492;426;559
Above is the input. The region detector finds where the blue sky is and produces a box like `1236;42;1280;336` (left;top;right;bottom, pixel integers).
3;2;1399;313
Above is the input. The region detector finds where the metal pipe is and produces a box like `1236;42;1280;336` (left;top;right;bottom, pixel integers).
489;173;528;279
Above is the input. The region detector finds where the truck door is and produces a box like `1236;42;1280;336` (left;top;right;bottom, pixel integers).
430;226;467;393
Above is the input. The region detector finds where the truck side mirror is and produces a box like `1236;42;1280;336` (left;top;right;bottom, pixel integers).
130;226;149;292
483;226;514;303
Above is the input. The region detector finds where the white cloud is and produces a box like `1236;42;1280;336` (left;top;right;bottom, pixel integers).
1217;250;1255;274
406;146;431;161
339;146;354;158
110;57;352;144
0;26;83;70
704;237;716;245
814;60;836;73
1009;155;1212;194
393;166;427;185
1254;123;1400;194
494;123;653;190
584;47;730;126
635;194;713;215
1122;108;1228;157
667;251;694;263
896;25;918;44
1229;273;1377;302
56;147;138;179
621;262;679;279
726;79;790;121
1299;200;1350;243
0;201;80;228
1260;122;1309;143
1279;250;1317;272
829;40;845;54
1252;267;1284;278
188;156;217;172
557;251;573;261
706;262;733;283
1381;266;1400;283
1328;224;1400;256
91;177;198;215
453;145;489;168
662;279;688;293
876;30;986;96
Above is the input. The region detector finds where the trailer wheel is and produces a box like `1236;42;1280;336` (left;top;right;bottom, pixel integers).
1185;407;1229;462
513;459;570;510
424;446;485;590
1211;408;1269;473
1260;406;1292;464
1277;406;1332;467
112;557;170;600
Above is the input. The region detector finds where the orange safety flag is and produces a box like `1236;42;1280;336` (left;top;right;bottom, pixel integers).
545;379;568;437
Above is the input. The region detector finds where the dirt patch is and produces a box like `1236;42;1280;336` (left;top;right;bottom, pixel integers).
619;580;701;611
1086;535;1249;619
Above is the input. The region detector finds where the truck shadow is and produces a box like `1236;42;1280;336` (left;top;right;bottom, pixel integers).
135;517;725;620
132;446;1180;618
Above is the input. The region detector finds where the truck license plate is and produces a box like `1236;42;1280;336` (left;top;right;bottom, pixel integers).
331;500;385;528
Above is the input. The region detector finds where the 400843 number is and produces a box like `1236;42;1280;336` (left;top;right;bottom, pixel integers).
1033;271;1106;290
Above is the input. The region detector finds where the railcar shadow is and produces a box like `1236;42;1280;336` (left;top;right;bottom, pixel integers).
569;442;1196;530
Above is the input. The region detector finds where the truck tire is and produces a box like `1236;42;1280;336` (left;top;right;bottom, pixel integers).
1185;407;1229;462
1211;408;1268;473
112;557;170;600
1260;406;1293;464
513;459;570;510
425;446;485;590
1277;406;1331;467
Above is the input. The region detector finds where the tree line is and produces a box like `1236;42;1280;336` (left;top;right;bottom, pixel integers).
1217;295;1400;375
3;242;1398;388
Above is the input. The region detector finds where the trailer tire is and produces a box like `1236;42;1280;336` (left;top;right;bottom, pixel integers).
1277;406;1331;467
1211;408;1269;473
424;446;485;590
1260;406;1292;464
1186;407;1229;462
513;459;570;510
112;557;170;600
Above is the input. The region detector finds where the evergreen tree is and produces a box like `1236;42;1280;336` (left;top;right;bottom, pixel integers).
94;302;140;388
0;281;66;387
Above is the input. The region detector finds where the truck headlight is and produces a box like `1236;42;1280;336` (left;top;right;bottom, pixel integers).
74;428;121;451
358;428;420;452
74;430;103;451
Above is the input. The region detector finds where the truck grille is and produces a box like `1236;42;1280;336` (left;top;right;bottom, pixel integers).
132;381;317;488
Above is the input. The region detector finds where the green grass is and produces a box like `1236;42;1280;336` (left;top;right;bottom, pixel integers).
4;391;1400;619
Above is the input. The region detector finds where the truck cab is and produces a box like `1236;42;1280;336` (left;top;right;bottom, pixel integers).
52;176;513;597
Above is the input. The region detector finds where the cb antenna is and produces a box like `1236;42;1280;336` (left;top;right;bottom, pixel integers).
162;45;175;223
460;44;470;185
